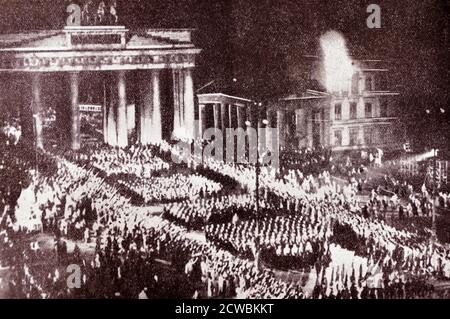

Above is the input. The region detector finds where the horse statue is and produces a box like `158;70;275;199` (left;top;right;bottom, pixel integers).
81;0;94;26
109;0;119;25
96;1;106;25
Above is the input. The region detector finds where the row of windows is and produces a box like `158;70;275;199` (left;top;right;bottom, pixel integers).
331;74;375;95
334;101;388;120
333;126;376;146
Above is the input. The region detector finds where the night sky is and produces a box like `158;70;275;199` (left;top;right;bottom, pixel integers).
0;0;448;150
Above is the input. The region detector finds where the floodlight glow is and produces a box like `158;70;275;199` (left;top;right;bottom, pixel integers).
172;127;186;139
320;31;359;93
413;149;438;162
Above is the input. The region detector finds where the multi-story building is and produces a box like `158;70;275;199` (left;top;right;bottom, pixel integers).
267;57;403;153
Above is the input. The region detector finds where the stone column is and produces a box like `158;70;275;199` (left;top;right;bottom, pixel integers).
228;104;233;128
31;73;43;150
116;70;128;147
265;108;271;150
213;103;220;129
183;68;195;139
277;109;285;150
250;104;257;127
151;70;162;143
295;108;306;147
220;103;226;133
102;76;108;144
69;72;80;150
19;77;34;143
323;105;331;148
172;70;180;136
107;79;117;147
306;109;314;148
199;104;206;138
237;106;242;128
172;69;185;137
140;73;150;144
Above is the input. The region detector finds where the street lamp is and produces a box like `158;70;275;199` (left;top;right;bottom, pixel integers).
245;117;268;269
431;148;438;240
424;107;446;241
32;114;39;177
245;118;269;213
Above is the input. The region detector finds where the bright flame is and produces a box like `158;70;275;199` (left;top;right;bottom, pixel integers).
320;31;358;93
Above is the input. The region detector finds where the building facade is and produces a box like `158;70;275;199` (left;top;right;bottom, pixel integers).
268;58;403;153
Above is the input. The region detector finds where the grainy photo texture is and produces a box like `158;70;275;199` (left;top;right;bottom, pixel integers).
0;0;449;302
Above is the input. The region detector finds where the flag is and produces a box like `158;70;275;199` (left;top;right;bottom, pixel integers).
366;261;383;289
359;263;363;282
350;265;355;283
421;183;428;195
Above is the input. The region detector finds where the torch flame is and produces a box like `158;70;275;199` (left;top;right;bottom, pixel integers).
320;31;358;93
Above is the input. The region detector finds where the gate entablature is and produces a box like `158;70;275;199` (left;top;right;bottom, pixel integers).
0;26;200;72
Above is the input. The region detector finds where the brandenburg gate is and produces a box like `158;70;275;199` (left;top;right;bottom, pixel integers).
0;25;201;150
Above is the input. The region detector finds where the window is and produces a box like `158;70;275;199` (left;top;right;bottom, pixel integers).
364;126;375;145
350;102;357;119
351;73;359;95
314;111;321;122
380;101;388;118
365;103;373;118
365;76;373;91
334;103;342;120
334;130;342;146
349;127;359;146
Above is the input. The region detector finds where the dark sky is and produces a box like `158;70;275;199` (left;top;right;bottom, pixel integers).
0;0;448;147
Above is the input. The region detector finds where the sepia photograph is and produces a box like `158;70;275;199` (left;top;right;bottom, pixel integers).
0;0;449;309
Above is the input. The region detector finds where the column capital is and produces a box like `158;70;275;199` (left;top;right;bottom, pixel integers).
151;69;161;75
117;69;127;77
31;72;42;86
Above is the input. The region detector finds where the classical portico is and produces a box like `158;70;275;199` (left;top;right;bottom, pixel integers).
0;26;201;150
196;93;257;159
197;93;253;136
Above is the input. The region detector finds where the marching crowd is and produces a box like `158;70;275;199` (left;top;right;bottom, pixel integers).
1;144;305;299
162;142;450;273
88;145;170;178
206;212;332;271
163;194;253;230
161;141;450;295
118;173;222;204
280;148;331;174
2;131;450;299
